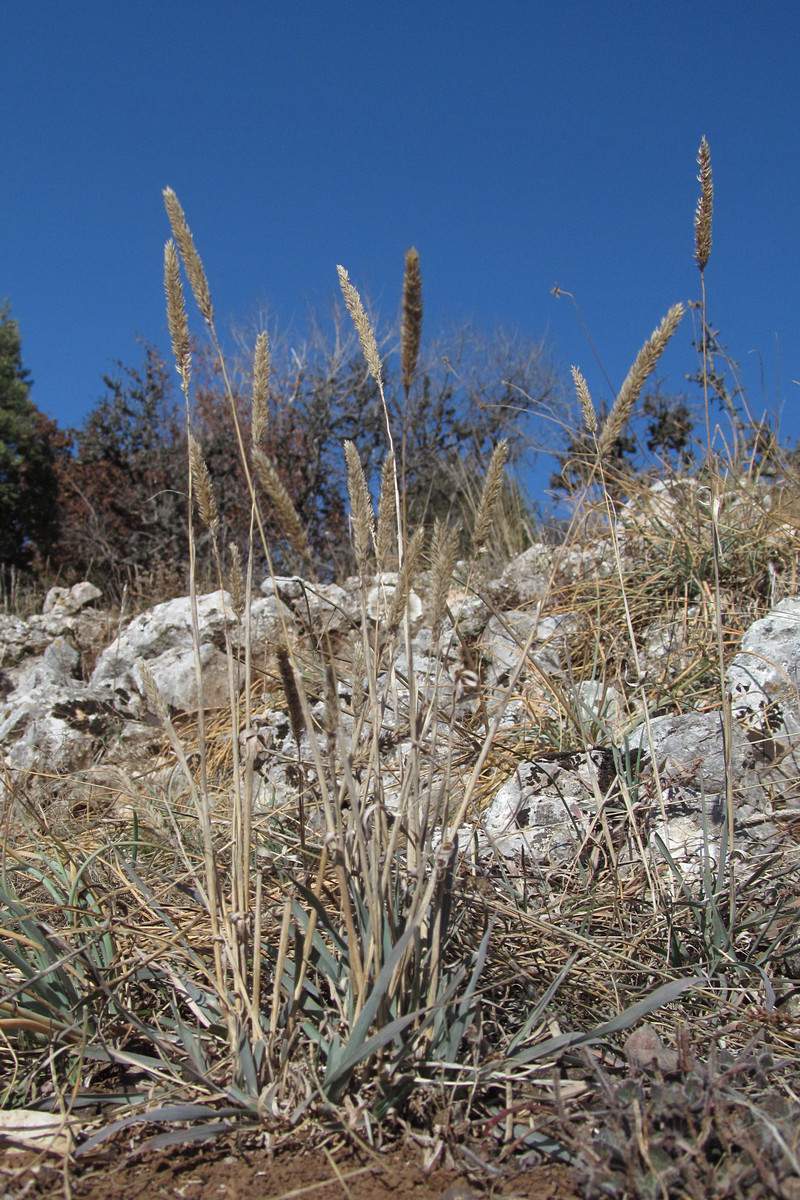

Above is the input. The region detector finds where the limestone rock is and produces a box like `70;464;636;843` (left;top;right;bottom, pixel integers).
91;590;237;713
43;581;102;615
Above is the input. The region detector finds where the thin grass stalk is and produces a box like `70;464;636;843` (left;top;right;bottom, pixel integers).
252;869;263;1028
161;243;224;994
269;896;293;1047
338;267;428;985
692;136;733;924
592;452;669;906
163;196;309;1040
136;659;225;991
164;191;300;621
272;648;367;1003
190;439;249;980
241;516;257;906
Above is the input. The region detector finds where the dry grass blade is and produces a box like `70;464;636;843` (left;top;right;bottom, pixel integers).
401;247;423;396
251;330;270;448
162;187;214;323
473;440;509;555
598;303;684;457
572;365;597;434
344;440;374;575
164;240;191;382
695;135;713;272
188;435;219;533
252;446;309;561
337;265;383;387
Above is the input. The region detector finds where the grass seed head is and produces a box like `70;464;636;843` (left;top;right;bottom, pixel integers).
251;330;270;448
572;366;597;434
599;304;684;457
694;136;713;272
388;526;426;631
229;544;245;619
252;446;309;561
401;247;423;396
163;187;214;324
473;440;509;555
337;265;383;388
136;657;170;725
189;434;219;533
376;451;397;573
164;239;191;384
345;440;375;575
429;520;461;635
276;644;305;748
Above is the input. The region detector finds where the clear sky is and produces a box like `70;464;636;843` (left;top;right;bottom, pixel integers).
3;1;799;501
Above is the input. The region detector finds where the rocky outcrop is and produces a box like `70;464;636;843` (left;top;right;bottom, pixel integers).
1;558;796;877
91;590;287;713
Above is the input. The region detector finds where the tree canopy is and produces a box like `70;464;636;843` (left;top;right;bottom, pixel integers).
0;303;62;569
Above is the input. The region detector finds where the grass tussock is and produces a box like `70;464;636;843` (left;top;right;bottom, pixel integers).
2;141;800;1195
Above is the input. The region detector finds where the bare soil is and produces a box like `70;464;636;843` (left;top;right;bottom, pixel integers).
1;1136;583;1200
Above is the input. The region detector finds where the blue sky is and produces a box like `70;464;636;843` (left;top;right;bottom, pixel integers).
3;2;799;501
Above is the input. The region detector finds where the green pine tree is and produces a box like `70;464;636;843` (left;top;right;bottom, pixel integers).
0;302;61;568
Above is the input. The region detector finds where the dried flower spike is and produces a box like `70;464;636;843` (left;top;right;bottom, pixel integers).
163;187;214;324
375;451;396;573
694;136;713;272
473;440;509;555
164;240;191;383
401;248;423;396
599;304;684;457
188;435;219;532
252;446;309;560
229;544;245;620
572;366;597;434
251;330;270;449
344;441;374;575
337;265;383;388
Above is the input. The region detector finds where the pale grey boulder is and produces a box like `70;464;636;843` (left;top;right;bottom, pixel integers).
43;581;102;615
727;595;800;812
477;756;589;862
727;597;800;744
481;607;580;688
91;591;237;713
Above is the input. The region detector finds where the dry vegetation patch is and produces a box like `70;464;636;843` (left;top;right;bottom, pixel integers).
2;142;800;1198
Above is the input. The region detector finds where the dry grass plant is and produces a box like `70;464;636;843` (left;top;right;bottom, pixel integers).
2;147;800;1193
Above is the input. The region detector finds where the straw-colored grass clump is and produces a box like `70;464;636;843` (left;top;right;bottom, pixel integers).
2;139;799;1194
